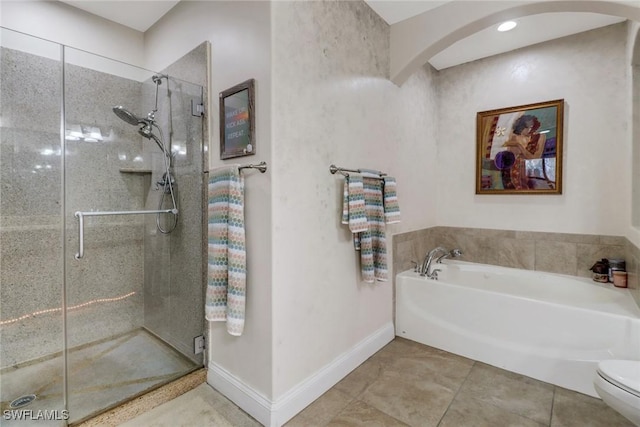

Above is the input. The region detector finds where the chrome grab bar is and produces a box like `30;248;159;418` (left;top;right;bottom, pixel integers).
74;208;178;260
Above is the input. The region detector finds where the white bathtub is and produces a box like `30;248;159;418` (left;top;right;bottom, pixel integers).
396;260;640;397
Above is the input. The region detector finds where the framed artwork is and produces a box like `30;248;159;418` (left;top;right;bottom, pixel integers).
220;79;255;160
476;99;564;195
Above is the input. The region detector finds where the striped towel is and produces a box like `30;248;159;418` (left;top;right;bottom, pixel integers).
341;174;368;233
383;177;401;224
341;174;387;282
206;166;246;336
358;177;387;282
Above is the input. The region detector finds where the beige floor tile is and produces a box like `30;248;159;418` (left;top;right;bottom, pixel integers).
360;370;456;427
377;344;473;392
327;399;409;426
333;357;383;398
368;338;444;363
551;387;635;427
456;363;554;425
440;395;546;427
202;386;263;427
66;338;636;427
120;384;240;427
285;388;354;427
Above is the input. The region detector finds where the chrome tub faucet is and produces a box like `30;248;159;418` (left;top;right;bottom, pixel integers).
420;247;463;279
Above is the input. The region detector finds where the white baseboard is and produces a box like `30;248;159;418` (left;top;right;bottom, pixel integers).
207;321;395;427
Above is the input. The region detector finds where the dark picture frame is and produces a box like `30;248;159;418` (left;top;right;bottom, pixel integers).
220;79;255;160
476;99;564;195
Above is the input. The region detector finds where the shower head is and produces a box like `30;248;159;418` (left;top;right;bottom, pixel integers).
114;105;168;158
112;106;144;126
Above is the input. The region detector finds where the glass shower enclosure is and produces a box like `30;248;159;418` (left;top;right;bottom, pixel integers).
0;28;206;425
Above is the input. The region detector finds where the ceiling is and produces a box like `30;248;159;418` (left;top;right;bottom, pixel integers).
59;0;180;32
60;0;629;70
365;1;627;70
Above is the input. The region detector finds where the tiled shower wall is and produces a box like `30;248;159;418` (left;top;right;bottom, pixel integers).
1;43;208;367
142;43;207;363
0;47;146;367
393;226;640;308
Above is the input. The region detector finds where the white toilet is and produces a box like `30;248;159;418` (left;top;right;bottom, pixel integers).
593;360;640;426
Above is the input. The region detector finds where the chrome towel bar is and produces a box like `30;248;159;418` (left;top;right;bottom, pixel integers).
239;161;267;173
329;164;386;178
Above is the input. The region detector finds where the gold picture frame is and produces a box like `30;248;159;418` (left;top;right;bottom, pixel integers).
476;99;564;195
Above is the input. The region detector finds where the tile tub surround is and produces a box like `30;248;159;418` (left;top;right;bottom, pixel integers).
624;239;640;309
393;226;639;308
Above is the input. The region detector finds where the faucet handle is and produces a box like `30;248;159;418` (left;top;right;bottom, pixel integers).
430;268;441;280
410;261;419;272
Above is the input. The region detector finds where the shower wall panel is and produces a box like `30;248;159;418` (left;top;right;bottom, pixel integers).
1;46;64;367
142;42;207;363
64;60;147;349
0;47;148;367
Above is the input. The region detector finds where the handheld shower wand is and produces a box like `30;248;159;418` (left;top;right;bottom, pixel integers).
111;74;178;234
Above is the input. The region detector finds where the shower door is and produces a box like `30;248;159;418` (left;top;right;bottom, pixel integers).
63;46;205;423
0;29;67;426
0;27;206;425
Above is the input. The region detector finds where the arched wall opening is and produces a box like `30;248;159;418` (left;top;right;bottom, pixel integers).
391;1;640;85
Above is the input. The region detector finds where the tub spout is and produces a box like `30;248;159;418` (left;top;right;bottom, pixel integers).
435;248;463;264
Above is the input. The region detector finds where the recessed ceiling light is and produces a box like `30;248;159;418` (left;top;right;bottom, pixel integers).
498;21;517;32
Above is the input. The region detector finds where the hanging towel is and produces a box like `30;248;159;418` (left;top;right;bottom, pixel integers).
382;176;401;224
359;177;387;282
206;166;246;336
341;174;368;233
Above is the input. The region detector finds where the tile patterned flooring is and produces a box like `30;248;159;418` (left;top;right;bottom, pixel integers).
126;337;635;427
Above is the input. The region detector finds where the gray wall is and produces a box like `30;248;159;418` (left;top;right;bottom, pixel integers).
435;23;630;236
270;0;439;399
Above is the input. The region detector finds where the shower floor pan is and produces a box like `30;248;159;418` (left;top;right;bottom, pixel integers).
0;329;198;425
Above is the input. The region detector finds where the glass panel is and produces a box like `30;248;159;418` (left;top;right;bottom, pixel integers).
143;72;205;364
63;47;203;422
0;29;67;426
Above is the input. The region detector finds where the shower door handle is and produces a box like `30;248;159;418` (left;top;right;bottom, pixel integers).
73;208;178;260
75;212;85;260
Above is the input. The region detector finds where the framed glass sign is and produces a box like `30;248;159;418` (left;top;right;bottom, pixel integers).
220;79;255;159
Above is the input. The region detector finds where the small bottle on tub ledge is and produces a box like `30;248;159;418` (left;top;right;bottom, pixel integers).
589;259;609;283
612;270;628;288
